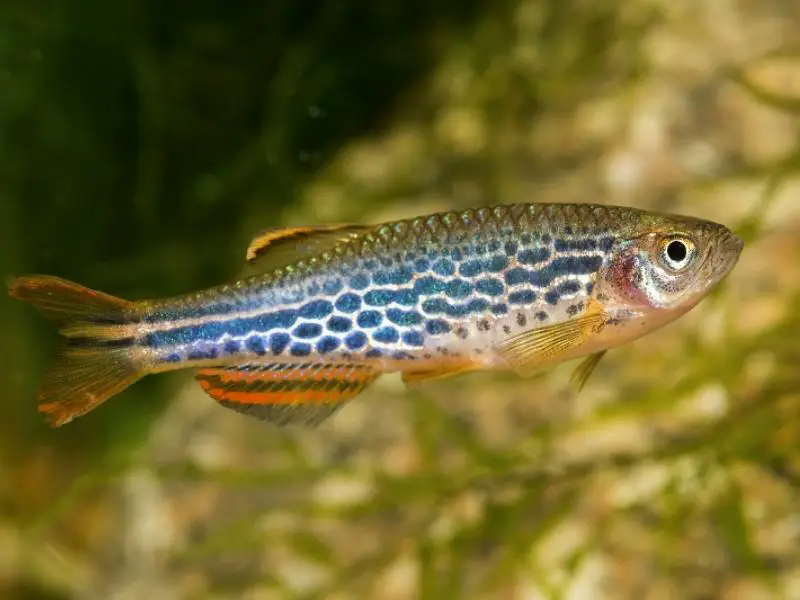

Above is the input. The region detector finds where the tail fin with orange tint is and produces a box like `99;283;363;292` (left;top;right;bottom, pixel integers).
8;275;144;426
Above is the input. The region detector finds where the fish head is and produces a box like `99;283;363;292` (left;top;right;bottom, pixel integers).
591;211;743;338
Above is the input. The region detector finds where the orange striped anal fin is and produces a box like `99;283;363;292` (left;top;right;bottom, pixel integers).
195;362;379;426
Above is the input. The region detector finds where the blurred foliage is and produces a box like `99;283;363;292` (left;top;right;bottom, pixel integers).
1;0;800;599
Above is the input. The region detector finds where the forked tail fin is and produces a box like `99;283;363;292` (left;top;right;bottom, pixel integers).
8;275;144;426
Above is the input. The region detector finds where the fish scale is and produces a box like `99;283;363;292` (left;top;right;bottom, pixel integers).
142;204;619;369
9;202;743;427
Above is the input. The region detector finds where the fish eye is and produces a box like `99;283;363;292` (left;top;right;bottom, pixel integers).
658;236;696;271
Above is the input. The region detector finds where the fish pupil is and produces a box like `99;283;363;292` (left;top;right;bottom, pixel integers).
666;240;687;263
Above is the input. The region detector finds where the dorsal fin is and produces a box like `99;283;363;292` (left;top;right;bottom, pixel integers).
244;224;369;274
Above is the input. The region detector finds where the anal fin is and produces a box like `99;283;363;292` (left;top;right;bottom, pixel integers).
195;362;378;427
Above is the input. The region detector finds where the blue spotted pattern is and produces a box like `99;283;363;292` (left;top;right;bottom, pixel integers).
422;297;490;318
349;273;370;290
426;319;451;335
345;331;368;350
505;268;529;286
432;258;456;276
146;210;613;367
373;327;400;344
364;289;394;307
459;254;509;278
403;331;425;347
509;290;537;305
491;303;509;315
322;278;344;295
317;336;341;354
247;336;267;356
298;300;333;319
557;280;582;295
387;308;424;326
446;279;472;299
373;265;414;286
414;276;446;295
294;323;323;338
290;342;312;357
327;316;352;332
187;348;218;361
475;278;504;296
336;293;361;313
147;308;300;347
270;332;291;354
394;289;418;306
357;310;383;328
414;257;430;271
518;247;550;265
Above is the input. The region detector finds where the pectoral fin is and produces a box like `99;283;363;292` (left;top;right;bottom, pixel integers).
496;306;606;377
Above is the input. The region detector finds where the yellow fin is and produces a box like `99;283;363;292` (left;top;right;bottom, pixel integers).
195;362;378;427
8;275;143;426
569;350;607;392
244;224;368;273
496;306;606;377
401;362;479;385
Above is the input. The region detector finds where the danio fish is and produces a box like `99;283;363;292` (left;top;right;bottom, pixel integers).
8;203;743;426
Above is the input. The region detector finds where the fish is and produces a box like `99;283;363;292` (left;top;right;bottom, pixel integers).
8;203;743;427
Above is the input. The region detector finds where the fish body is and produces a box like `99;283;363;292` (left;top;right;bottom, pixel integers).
9;203;743;427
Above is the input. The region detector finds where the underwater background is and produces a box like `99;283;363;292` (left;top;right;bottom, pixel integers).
1;1;800;598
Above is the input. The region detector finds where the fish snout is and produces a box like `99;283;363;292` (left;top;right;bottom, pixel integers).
724;230;744;257
722;232;744;260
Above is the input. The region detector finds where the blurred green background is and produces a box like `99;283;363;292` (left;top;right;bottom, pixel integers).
1;0;800;598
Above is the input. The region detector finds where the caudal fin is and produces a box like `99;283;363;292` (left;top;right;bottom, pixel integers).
8;275;144;426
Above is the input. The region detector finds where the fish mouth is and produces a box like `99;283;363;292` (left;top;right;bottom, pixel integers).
723;230;744;256
685;228;742;295
720;230;744;271
705;229;744;288
731;235;744;256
